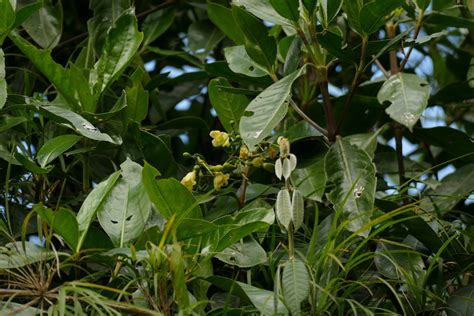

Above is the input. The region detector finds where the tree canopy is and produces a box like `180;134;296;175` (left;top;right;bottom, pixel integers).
0;0;473;314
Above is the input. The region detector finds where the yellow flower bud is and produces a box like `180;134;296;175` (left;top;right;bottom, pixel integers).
251;156;264;168
180;170;196;191
213;172;230;191
239;145;249;159
278;136;290;157
210;130;230;147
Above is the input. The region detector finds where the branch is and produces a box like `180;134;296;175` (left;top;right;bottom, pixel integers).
399;11;424;72
289;99;329;141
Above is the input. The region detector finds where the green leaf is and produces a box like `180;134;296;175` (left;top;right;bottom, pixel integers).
269;0;300;22
291;157;326;202
342;0;363;34
12;1;42;28
125;80;148;123
207;276;288;315
0;49;6;109
416;0;430;10
97;159;151;247
447;283;474;316
282;258;310;315
0;115;27;132
36;134;81;168
169;244;190;310
325;137;376;237
224;45;268;77
9;32;94;112
0;0;15;43
141;7;174;47
213;207;275;251
188;20;224;60
142;163;201;221
232;0;293;27
374;239;425;280
40;106;120;144
208;2;245;44
345;126;385;159
240;66;306;150
377;73;430;131
87;0;130;53
216;237;267;268
37;204;79;251
421;164;474;215
22;0;63;49
208;78;249;133
76;171;121;251
0;242;57;269
276;189;292;230
52;208;79;251
425;12;474;28
232;5;277;71
319;0;343;27
15;152;53;174
91;8;143;95
359;0;404;35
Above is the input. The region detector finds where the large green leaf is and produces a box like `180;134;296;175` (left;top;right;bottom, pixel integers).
377;73;430;131
359;0;404;35
22;0;63;49
207;276;288;315
0;0;15;43
240;66;306;150
36;134;81;167
282;258;310;315
208;78;249;133
0;49;6;109
224;45;268;77
76;171;121;251
142;163;201;221
421;164;474;215
215;237;267;268
40;106;120;144
0;242;58;269
325;137;376;237
9;32;95;112
232;5;277;71
291;157;326;202
188;20;224;60
91;8;143;95
141;7;174;47
447;283;474;316
97;159;151;247
208;2;245;44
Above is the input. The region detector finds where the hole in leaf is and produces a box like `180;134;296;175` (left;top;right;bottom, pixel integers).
126;214;133;221
248;66;255;71
243;111;254;117
111;220;118;224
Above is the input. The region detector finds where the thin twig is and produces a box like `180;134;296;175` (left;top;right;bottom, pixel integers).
289;99;328;138
373;57;391;79
399;11;424;72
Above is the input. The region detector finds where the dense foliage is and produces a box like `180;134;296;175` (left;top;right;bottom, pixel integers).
0;0;474;314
